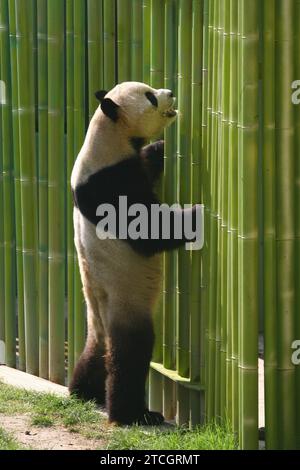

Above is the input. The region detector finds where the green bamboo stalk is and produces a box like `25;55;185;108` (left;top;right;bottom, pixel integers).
0;36;4;355
37;0;48;379
217;0;226;421
15;0;39;376
87;0;104;120
190;0;204;425
262;0;277;450
142;0;151;83
176;0;192;425
148;0;165;415
190;0;203;382
238;0;259;449
150;0;164;89
66;0;75;382
73;0;87;364
8;0;25;371
150;0;165;366
0;0;16;368
117;0;131;82
295;0;300;450
48;0;65;384
220;0;230;421
103;0;116;89
274;0;296;450
210;0;220;420
201;0;210;423
131;0;143;81
177;0;192;378
206;0;216;421
229;0;239;434
163;0;177;372
161;0;178;421
214;0;223;421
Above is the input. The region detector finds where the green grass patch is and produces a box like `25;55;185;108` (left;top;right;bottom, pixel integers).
0;381;103;432
0;427;27;450
107;423;237;450
0;382;237;450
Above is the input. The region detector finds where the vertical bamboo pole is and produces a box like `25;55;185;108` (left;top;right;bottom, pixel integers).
214;0;222;421
142;0;151;84
163;0;177;372
66;0;75;381
295;0;300;450
190;0;203;425
176;0;192;425
103;0;116;89
209;0;219;420
117;0;131;82
0;8;5;357
15;0;39;375
0;0;16;368
220;0;230;421
201;0;210;423
162;0;178;420
217;0;226;421
131;0;143;81
8;0;25;371
48;0;65;384
148;0;165;415
87;0;104;120
262;0;277;450
206;0;216;421
238;0;259;449
274;0;296;450
229;0;239;434
73;0;87;364
37;0;48;379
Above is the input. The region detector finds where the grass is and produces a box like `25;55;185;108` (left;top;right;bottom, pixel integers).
0;381;104;433
0;381;237;450
107;423;237;450
0;427;27;450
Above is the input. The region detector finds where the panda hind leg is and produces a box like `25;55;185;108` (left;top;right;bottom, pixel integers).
106;312;165;426
69;288;107;406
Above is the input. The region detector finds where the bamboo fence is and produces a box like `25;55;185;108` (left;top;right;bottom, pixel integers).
0;0;300;450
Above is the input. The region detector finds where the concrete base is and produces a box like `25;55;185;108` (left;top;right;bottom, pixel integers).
0;365;68;396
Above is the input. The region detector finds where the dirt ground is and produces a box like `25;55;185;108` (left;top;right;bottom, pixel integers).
1;415;106;450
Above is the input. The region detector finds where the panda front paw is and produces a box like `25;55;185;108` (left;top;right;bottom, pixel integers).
136;410;165;426
151;140;164;160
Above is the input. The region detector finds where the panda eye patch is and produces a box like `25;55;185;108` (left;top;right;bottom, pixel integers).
145;91;158;107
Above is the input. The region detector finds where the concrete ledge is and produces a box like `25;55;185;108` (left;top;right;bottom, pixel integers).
0;366;68;396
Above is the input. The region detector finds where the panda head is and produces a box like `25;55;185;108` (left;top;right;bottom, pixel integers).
95;81;177;140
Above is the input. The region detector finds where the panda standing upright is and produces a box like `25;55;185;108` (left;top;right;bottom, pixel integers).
70;82;197;425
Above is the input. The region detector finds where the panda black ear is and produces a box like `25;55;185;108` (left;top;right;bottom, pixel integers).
101;98;119;122
94;90;108;102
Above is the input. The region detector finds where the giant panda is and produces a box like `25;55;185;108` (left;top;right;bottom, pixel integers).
70;81;198;425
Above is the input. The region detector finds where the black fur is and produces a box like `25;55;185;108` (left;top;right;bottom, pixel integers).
73;143;197;257
130;137;146;153
106;316;164;425
95;89;108;102
101;98;119;122
141;140;165;183
145;91;158;107
69;339;107;405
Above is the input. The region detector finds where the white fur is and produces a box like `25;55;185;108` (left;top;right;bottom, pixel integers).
71;81;177;337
